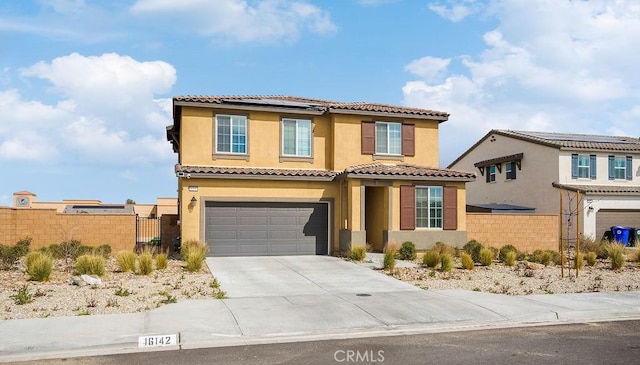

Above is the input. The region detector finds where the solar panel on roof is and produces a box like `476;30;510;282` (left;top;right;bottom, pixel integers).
225;98;323;109
520;131;635;144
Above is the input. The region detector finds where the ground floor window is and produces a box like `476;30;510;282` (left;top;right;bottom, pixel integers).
416;186;443;228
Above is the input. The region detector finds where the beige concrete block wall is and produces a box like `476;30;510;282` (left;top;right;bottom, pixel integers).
0;207;136;252
467;213;559;253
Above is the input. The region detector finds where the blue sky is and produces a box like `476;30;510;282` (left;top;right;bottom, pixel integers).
1;0;639;205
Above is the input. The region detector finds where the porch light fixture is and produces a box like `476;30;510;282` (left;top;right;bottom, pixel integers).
190;196;197;206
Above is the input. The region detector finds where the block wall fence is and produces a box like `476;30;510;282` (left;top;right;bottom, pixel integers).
0;207;136;252
466;213;559;253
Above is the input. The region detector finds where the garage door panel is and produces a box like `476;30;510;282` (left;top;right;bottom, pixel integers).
205;202;328;257
596;210;640;240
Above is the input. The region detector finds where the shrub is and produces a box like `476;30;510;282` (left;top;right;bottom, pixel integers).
10;285;33;305
181;240;208;272
574;252;584;270
499;245;519;262
432;242;456;256
116;250;137;272
94;244;112;258
460;252;474;270
50;240;92;260
348;246;367;262
440;253;453;272
155;252;168;270
0;237;32;270
529;250;556;266
479;248;494;267
25;251;53;282
585;251;597;266
13;237;31;257
422;249;440;268
138;250;154;275
603;243;625;271
579;236;606;258
382;245;397;271
463;240;484;263
75;254;106;276
504;251;517;267
398;241;416;261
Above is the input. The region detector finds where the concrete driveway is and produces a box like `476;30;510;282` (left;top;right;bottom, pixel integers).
206;255;420;298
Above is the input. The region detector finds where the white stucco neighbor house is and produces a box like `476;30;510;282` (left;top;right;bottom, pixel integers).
448;130;640;241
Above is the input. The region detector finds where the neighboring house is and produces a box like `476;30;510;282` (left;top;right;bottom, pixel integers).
166;95;475;257
448;130;640;241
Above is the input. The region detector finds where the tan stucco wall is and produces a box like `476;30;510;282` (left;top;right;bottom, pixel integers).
180;106;331;169
0;207;135;252
179;178;340;251
466;213;558;253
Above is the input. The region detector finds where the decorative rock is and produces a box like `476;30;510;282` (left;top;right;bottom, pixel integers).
81;274;102;286
68;276;85;286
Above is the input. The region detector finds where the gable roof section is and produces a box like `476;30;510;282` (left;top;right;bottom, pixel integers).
448;129;640;168
341;162;476;181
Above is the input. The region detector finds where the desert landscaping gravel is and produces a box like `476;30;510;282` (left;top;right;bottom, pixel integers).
2;254;640;320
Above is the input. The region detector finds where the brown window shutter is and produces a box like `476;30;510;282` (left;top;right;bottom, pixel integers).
402;124;415;156
361;121;375;155
443;186;457;230
400;185;415;230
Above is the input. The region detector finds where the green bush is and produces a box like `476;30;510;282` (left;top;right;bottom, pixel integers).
499;245;519;262
25;251;53;282
529;249;557;266
182;240;208;272
0;237;32;270
382;246;396;271
348;246;367;262
603;243;625;271
579;237;607;258
585;251;597;266
50;240;92;260
138;250;154;275
116;250;137;272
504;251;517;267
75;254;106;277
398;241;416;261
422;249;440;268
93;244;112;258
10;285;33;305
463;240;484;263
479;248;494;267
155;252;168;270
460;252;474;270
574;252;584;270
440;253;453;272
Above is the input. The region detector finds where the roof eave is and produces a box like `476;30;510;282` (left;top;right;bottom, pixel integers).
344;173;475;182
174;100;327;116
179;173;335;182
328;108;449;121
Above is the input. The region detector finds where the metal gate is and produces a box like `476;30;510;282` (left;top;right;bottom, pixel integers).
136;215;161;248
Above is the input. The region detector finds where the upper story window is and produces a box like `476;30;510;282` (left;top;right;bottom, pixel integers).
506;162;517;180
375;122;402;155
282;118;311;157
571;154;596;180
486;165;496;183
416;186;443;229
609;155;632;180
216;114;247;154
361;121;415;158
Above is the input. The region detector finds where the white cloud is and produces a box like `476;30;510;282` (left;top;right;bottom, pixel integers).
428;0;483;22
130;0;337;43
406;0;640;165
0;53;175;165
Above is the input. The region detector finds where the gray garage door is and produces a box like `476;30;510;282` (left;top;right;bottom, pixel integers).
596;209;640;240
205;202;329;257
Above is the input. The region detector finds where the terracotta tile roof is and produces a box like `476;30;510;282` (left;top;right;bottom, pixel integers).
342;162;476;180
552;182;640;195
495;130;640;152
175;164;338;180
173;95;449;119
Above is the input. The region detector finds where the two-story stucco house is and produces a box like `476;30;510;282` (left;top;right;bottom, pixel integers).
448;130;640;241
166;95;475;256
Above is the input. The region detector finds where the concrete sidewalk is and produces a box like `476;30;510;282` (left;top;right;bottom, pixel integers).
1;258;640;362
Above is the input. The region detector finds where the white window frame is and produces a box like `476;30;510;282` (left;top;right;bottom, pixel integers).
415;186;443;229
375;121;402;155
577;155;590;179
215;114;247;154
281;118;312;157
488;165;496;182
614;156;626;179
